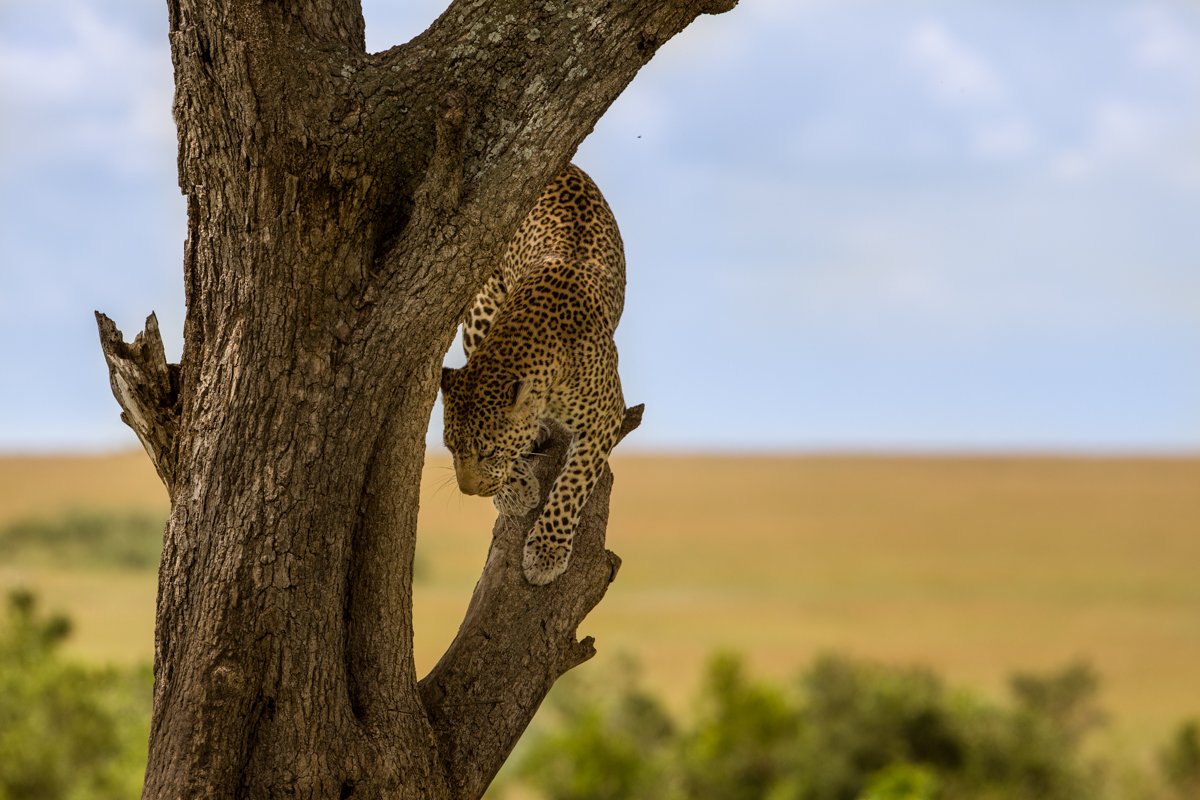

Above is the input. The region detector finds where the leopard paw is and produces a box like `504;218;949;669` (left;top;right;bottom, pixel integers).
493;461;540;517
522;536;571;585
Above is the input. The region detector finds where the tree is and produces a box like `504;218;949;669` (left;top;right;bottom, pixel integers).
93;0;735;797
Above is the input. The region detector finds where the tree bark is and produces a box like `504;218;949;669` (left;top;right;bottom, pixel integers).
98;0;731;796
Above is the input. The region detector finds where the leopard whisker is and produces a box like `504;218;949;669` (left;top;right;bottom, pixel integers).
431;475;458;499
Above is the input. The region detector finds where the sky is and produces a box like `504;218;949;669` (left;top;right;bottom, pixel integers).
1;0;1197;453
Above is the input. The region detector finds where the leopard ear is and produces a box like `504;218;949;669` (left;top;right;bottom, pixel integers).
441;367;459;394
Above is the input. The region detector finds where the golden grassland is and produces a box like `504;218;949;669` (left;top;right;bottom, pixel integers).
1;450;1198;754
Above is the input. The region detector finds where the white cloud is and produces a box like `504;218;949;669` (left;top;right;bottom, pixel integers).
903;19;1042;166
1128;6;1200;76
1043;8;1200;188
0;3;175;177
972;116;1035;160
907;19;1005;106
1052;100;1167;182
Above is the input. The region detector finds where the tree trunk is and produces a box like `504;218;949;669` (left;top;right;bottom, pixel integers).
97;0;732;797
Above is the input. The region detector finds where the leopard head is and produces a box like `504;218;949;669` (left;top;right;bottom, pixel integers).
440;366;545;497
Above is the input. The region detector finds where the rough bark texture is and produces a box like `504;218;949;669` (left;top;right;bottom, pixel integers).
97;0;731;796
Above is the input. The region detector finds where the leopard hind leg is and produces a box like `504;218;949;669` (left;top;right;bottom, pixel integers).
462;273;508;358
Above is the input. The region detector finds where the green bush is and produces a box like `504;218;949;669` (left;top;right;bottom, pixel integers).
516;652;1189;800
857;763;939;800
0;590;151;800
1160;719;1200;799
3;577;1191;800
678;652;801;800
787;655;965;800
516;657;675;800
0;510;165;569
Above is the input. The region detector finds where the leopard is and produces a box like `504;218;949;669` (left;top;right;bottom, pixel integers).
440;163;627;585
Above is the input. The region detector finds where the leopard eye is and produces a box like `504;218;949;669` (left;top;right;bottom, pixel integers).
478;446;495;460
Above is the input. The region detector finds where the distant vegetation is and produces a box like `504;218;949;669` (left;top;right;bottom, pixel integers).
4;588;1199;800
0;590;151;800
512;653;1200;800
0;510;164;569
0;509;432;580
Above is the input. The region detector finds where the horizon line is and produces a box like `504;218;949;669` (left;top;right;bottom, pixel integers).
2;445;1198;461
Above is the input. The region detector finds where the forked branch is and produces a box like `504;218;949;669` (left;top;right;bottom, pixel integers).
359;0;740;308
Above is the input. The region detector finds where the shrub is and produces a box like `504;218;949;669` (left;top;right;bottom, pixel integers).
516;656;675;800
857;763;940;800
0;590;151;800
678;652;801;800
1160;719;1200;799
517;653;1130;800
786;655;965;800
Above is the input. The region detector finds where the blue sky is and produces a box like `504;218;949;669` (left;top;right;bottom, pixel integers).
1;0;1197;452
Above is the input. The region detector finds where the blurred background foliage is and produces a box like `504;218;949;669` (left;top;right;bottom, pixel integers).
0;508;428;582
11;585;1200;800
0;590;150;800
0;511;164;570
511;653;1200;800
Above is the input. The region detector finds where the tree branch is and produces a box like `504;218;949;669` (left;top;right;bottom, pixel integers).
95;312;181;497
357;0;739;316
419;404;644;799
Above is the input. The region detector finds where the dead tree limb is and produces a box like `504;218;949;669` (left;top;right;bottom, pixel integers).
95;312;180;496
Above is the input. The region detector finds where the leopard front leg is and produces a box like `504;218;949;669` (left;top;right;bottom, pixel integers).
522;432;613;585
493;457;540;518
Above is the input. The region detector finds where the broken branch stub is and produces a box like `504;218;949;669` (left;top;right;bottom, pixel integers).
95;311;180;496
